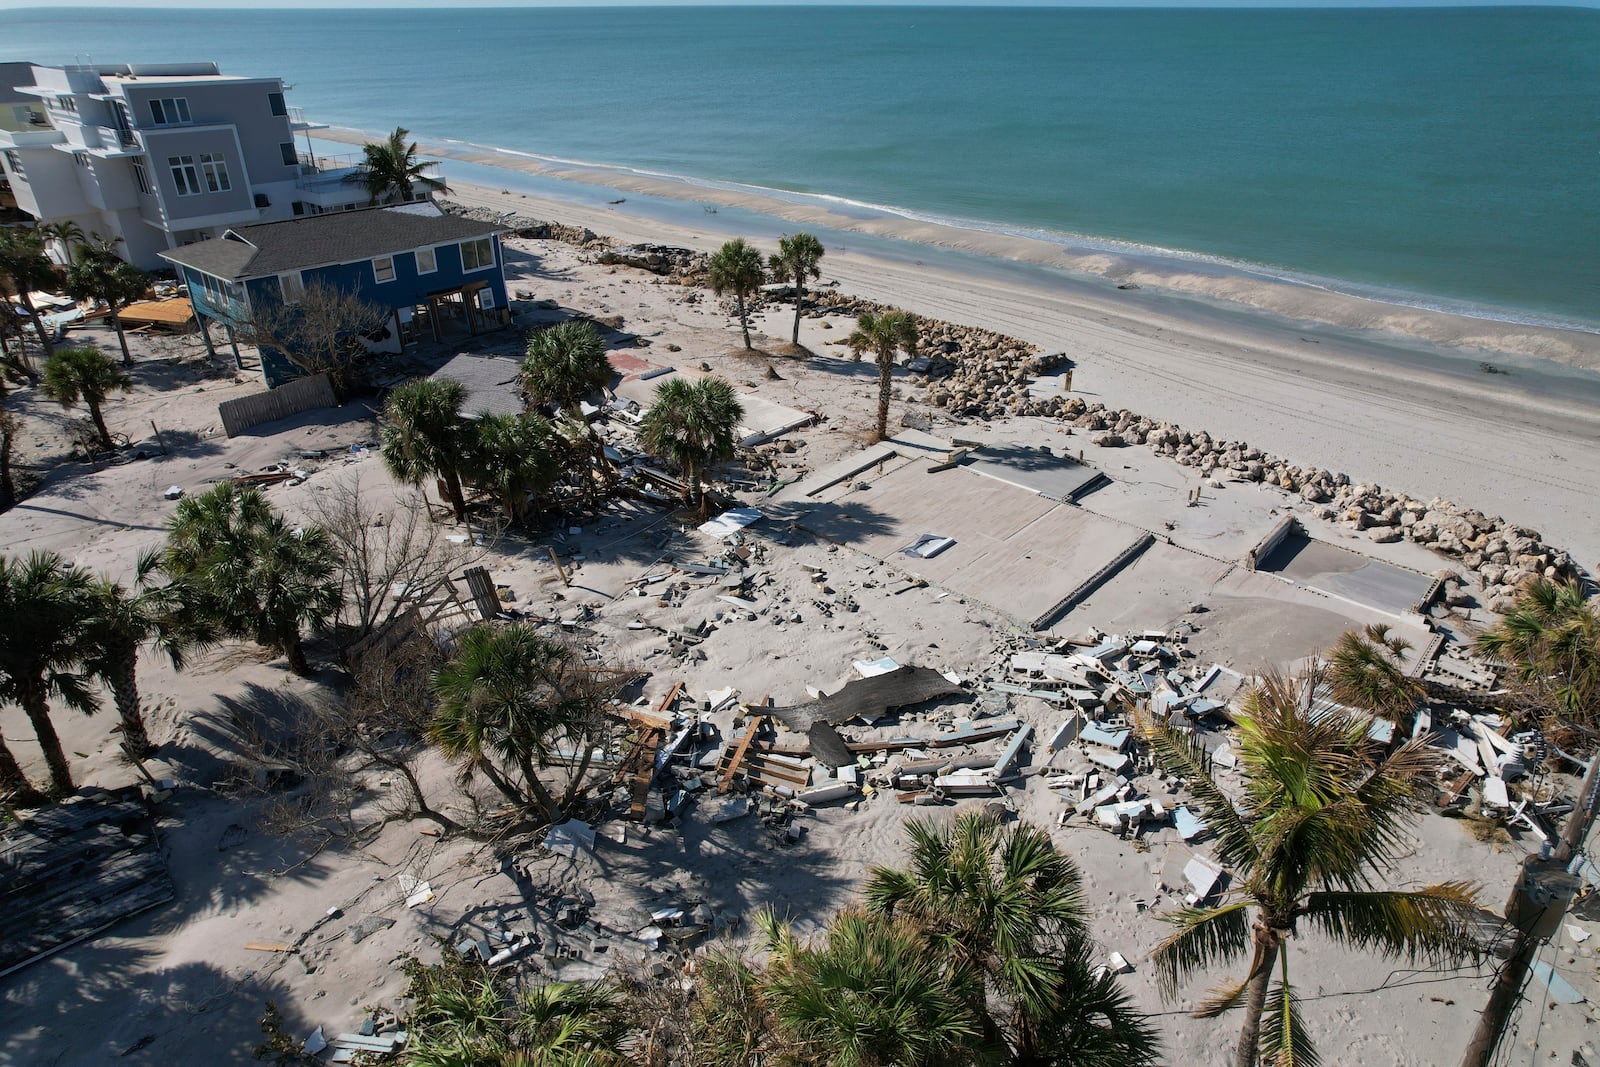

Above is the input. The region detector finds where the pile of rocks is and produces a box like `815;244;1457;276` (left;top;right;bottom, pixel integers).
808;294;1070;420
440;201;609;250
597;244;709;282
1059;399;1579;608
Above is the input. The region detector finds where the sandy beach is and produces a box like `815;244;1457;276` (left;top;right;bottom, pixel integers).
1;172;1596;1064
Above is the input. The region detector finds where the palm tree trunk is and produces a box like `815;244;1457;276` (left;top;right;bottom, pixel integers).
111;307;132;367
1233;925;1282;1067
281;627;311;676
515;751;560;825
20;678;74;797
16;293;53;363
87;400;114;451
736;292;751;349
0;727;44;806
105;652;154;757
876;353;894;440
444;471;467;523
0;417;15;513
560;742;598;810
791;276;804;344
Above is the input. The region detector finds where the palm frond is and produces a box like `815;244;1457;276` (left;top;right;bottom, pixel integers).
1259;978;1319;1067
1151;900;1253;1000
1193;975;1250;1019
1298;883;1485;966
1135;711;1258;869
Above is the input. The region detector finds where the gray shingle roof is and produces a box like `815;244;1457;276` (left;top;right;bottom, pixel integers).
159;203;505;281
430;354;525;418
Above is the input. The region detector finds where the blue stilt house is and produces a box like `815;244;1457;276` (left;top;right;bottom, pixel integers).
160;202;511;386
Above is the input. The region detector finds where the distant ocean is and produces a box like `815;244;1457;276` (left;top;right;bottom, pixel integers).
7;6;1598;331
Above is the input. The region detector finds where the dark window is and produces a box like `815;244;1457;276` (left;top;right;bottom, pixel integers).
280;142;297;167
267;92;287;117
291;201;305;217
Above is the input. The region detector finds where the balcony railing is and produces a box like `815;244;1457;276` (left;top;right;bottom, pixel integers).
297;151;359;175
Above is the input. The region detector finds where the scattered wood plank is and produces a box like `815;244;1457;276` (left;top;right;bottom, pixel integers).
717;715;769;795
243;942;293;953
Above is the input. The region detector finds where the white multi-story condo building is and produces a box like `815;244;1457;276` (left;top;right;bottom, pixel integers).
0;62;369;270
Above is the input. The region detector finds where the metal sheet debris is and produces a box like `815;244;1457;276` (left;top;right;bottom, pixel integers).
768;665;963;732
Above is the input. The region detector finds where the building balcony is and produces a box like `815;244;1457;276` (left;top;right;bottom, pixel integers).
83;126;144;159
0;128;66;149
287;106;326;132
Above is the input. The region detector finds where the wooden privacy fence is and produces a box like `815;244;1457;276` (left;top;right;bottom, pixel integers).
218;374;338;437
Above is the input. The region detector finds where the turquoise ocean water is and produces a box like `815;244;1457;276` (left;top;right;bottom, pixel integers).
6;5;1598;330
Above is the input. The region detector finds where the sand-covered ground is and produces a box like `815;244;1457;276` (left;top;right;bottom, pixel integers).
0;196;1596;1066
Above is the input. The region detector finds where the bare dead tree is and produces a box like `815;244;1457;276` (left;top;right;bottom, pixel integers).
246;280;390;398
309;472;498;639
240;631;465;842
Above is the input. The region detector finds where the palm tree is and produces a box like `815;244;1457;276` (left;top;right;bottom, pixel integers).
401;950;630;1067
1326;623;1425;733
1139;670;1485;1067
381;378;474;522
466;411;557;525
64;237;149;366
0;406;18;513
158;484;341;675
847;310;918;441
758;906;983;1067
0;551;100;800
0;226;60;363
708;238;766;350
349;127;450;205
38;220;85;265
639;376;744;515
40;345;130;451
80;552;215;759
520;320;615;486
1476;576;1600;720
429;624;619;825
866;812;1159;1065
768;233;825;345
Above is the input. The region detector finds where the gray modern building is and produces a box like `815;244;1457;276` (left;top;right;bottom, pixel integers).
0;62;370;270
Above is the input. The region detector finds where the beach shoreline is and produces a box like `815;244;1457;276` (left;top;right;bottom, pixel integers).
314;126;1600;372
397;168;1600;570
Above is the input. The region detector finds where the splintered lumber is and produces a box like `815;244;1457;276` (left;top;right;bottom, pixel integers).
655;680;685;714
742;749;812;788
629;728;666;821
718;715;769;794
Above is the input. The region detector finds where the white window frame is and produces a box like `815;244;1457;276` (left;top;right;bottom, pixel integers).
460;237;494;272
3;150;24;178
73;151;91;169
414;246;438;275
278;272;305;304
169;155;200;196
199;153;231;193
148;97;192;126
131;157;152;195
373;255;396;284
